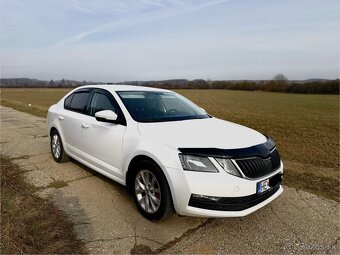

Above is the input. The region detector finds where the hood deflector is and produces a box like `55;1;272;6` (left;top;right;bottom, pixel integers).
178;137;276;159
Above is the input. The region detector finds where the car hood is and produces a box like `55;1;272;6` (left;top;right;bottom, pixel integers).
137;117;267;150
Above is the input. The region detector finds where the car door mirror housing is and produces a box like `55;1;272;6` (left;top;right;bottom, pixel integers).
95;110;118;123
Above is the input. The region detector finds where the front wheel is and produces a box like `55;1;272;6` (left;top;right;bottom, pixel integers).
50;130;69;163
133;160;174;221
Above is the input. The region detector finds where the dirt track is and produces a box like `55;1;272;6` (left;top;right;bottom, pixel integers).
1;105;339;254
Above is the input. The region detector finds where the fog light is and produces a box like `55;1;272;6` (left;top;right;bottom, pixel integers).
192;194;220;202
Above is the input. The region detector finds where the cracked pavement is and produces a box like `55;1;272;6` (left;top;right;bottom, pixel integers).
1;105;339;254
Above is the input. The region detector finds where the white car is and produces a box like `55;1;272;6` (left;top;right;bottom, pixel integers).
47;85;283;221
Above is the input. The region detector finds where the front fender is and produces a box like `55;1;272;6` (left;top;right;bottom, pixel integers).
123;138;186;213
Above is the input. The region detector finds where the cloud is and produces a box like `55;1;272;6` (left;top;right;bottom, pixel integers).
1;0;338;80
140;0;165;8
54;0;126;14
48;0;229;49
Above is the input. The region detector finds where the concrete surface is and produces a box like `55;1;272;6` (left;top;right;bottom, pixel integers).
0;105;339;254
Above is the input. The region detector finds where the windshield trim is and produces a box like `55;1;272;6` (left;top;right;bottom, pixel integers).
116;90;211;123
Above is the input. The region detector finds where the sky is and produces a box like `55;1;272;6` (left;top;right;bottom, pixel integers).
0;0;339;82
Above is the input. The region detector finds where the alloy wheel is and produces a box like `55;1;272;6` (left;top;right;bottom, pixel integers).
51;134;61;159
135;170;161;213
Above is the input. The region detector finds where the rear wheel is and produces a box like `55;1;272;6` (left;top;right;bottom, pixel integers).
50;130;69;163
133;160;174;221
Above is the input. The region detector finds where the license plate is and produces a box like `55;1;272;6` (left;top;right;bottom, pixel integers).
257;178;271;194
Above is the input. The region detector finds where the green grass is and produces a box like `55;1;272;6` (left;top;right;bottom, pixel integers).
1;88;339;201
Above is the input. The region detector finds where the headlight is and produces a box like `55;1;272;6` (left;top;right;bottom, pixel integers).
215;158;241;177
179;154;218;173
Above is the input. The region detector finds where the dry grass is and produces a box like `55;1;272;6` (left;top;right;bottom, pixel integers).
0;88;70;117
0;88;339;201
0;156;85;254
177;90;339;168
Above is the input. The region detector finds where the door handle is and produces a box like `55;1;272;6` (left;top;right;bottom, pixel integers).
58;115;64;120
81;123;90;129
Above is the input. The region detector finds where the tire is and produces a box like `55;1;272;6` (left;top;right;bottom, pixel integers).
50;130;69;163
132;160;174;221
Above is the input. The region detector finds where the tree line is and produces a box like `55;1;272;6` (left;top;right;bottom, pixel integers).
1;76;338;94
142;74;339;94
0;78;100;88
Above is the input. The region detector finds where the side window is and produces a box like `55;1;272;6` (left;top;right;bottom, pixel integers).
89;92;117;116
64;94;73;110
69;92;90;113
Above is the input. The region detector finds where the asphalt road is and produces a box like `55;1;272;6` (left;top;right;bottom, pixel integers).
1;105;339;254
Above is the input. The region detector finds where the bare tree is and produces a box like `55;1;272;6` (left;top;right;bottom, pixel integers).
273;73;288;83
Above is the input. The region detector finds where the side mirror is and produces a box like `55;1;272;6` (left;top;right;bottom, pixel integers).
95;110;118;123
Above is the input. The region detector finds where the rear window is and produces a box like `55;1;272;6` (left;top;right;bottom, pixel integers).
64;94;74;109
68;92;90;113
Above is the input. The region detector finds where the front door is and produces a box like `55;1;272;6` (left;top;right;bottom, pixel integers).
81;89;126;179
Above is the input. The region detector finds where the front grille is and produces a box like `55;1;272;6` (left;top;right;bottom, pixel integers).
235;148;281;179
270;148;281;170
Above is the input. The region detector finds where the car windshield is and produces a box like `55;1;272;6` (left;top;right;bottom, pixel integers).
117;91;210;123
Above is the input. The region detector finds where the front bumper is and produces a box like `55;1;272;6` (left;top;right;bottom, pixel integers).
165;162;283;217
183;186;283;217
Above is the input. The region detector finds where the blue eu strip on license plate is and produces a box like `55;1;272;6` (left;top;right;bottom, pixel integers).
257;178;271;194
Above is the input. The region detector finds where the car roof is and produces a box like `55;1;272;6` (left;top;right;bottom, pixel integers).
76;84;171;93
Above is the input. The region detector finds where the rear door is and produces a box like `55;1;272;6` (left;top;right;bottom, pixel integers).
81;89;127;179
59;89;91;158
